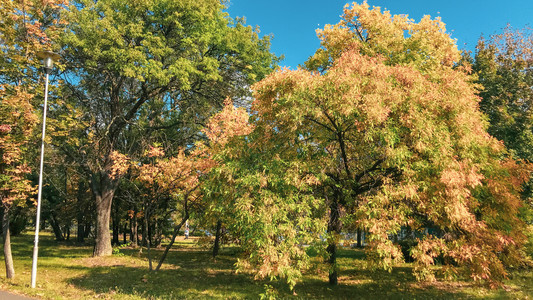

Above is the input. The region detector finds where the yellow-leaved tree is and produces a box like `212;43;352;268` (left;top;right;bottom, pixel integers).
212;2;531;288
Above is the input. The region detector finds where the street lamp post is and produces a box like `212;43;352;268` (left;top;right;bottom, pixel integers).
31;51;60;289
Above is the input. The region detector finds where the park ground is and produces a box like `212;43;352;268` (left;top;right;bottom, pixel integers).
0;232;531;299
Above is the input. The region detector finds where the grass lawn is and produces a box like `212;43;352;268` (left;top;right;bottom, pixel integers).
0;232;531;299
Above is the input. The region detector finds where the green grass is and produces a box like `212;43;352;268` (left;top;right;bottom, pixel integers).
0;232;531;299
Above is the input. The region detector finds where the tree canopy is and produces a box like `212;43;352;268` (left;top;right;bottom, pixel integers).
210;2;532;288
55;0;278;256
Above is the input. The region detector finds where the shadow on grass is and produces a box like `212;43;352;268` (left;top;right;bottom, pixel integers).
5;233;524;299
66;246;477;299
10;233;93;260
68;248;268;299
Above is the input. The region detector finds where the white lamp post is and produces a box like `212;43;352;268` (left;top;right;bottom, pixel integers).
31;50;60;289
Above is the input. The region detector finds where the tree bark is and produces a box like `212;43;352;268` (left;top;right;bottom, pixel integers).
155;216;188;271
84;222;91;238
2;207;15;279
213;220;222;258
144;207;153;270
77;177;86;243
65;224;70;241
327;191;342;285
93;187;114;256
77;216;85;243
91;170;116;256
130;212;138;247
123;223;127;244
357;228;362;248
49;214;64;241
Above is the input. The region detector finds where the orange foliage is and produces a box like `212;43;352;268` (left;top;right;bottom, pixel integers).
251;2;531;287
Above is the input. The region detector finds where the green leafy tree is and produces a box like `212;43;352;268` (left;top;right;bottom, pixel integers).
57;0;277;256
473;25;533;209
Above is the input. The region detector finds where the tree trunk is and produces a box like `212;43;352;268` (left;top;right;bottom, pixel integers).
2;207;15;279
140;222;146;247
130;212;138;247
93;189;114;256
76;176;86;243
123;223;127;244
213;220;222;258
49;214;64;241
112;199;120;245
155;216;188;271
148;217;153;246
327;192;341;285
112;221;118;246
84;222;91;238
77;217;85;243
357;228;362;248
144;207;153;271
65;224;70;241
91;169;116;256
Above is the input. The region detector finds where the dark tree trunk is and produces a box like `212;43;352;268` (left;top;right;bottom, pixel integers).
112;199;120;246
49;214;64;241
140;222;146;247
357;228;362;248
123;223;127;244
148;217;153;246
84;222;91;238
136;222;141;247
112;200;120;245
130;212;138;247
112;221;118;246
65;224;70;241
144;207;153;270
154;188;195;271
213;220;222;258
76;177;86;243
77;214;85;243
155;216;188;271
327;191;342;285
2;207;15;279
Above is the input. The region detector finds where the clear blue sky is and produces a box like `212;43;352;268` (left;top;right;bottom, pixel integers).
226;0;533;69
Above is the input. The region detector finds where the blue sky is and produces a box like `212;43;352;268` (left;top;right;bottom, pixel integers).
226;0;533;69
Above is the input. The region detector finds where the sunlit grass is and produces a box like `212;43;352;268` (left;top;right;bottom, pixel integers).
0;232;531;299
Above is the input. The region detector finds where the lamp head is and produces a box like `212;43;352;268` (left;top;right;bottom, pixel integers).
36;51;60;74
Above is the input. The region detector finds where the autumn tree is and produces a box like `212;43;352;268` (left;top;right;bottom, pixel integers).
226;2;531;288
57;0;277;256
106;99;253;270
202;111;325;288
112;146;204;270
0;0;66;278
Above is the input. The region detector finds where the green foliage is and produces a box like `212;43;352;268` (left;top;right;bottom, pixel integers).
53;0;278;255
203;136;326;289
259;284;279;300
473;25;533;224
474;26;533;162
